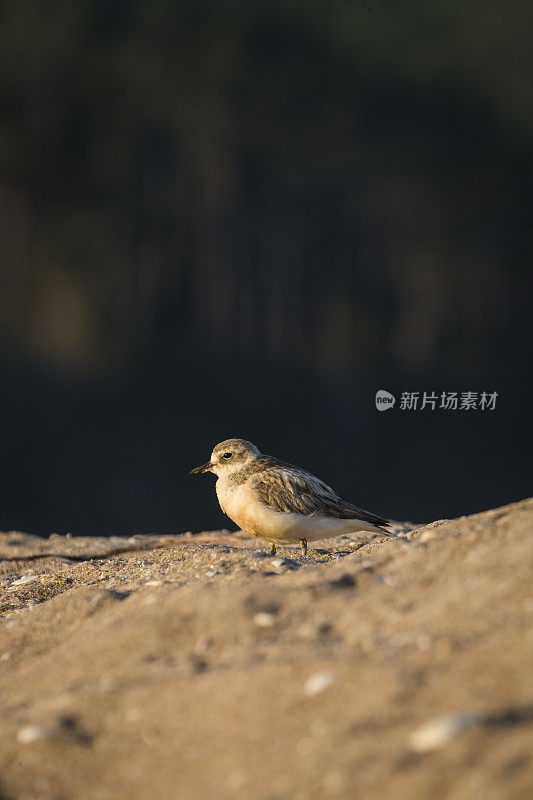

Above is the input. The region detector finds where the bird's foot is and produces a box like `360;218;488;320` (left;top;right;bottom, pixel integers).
270;543;277;556
300;538;308;557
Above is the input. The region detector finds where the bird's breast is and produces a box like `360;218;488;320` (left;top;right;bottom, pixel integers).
216;479;255;529
215;479;296;540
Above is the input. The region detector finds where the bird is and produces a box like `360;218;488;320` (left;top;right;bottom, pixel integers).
190;438;392;556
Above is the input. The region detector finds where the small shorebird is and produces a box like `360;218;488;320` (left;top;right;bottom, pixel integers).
190;438;391;556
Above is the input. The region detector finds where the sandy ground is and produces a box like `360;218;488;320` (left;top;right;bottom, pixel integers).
0;498;532;800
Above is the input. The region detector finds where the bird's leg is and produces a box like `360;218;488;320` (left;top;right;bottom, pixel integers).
270;543;277;556
300;538;308;557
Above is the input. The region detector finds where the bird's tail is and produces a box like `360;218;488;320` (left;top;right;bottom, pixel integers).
343;503;394;536
360;521;394;536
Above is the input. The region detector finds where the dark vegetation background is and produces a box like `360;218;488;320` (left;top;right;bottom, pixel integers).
1;1;531;536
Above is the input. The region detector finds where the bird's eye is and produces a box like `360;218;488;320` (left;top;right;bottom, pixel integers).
222;452;233;459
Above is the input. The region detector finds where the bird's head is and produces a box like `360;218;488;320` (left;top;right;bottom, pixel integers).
190;438;261;477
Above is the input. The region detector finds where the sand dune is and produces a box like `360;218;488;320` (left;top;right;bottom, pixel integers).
0;499;532;799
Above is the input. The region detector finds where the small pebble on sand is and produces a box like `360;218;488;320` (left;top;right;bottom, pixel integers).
409;712;481;752
17;725;49;744
304;670;337;696
254;612;275;627
9;575;39;588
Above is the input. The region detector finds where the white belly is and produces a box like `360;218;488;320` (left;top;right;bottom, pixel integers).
216;479;380;544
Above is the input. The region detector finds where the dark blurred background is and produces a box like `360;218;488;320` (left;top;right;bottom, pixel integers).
0;1;531;536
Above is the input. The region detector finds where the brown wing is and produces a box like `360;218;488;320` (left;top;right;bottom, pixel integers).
251;460;390;528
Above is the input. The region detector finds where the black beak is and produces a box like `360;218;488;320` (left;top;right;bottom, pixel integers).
189;462;212;475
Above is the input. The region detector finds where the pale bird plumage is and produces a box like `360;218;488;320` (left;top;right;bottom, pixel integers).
190;438;392;555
